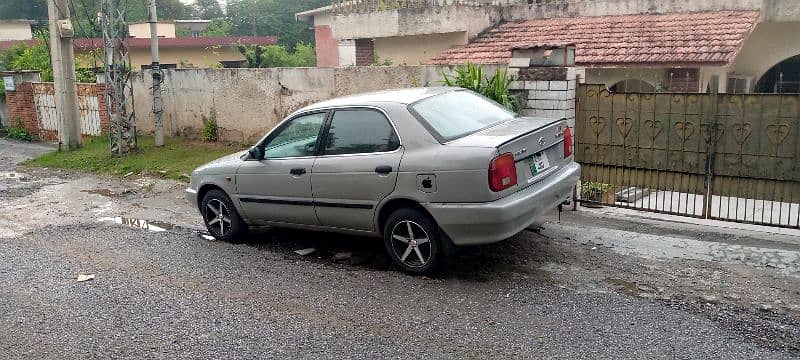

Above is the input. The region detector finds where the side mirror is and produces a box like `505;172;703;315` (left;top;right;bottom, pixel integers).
248;146;262;160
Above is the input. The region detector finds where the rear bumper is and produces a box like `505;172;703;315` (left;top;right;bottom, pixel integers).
425;162;580;246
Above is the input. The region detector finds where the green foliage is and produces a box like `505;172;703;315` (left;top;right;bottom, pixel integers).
203;112;219;142
581;181;613;198
28;136;246;182
192;0;224;19
2;31;53;81
202;18;232;37
441;64;519;111
238;42;316;68
6;120;35;142
372;53;393;66
226;0;328;48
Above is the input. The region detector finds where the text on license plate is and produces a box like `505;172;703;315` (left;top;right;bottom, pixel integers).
529;152;550;174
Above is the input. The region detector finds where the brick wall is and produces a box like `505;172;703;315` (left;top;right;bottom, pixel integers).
4;81;110;140
509;66;581;126
4;82;40;137
355;38;374;66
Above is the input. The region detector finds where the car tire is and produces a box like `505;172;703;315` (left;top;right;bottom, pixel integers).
383;208;442;274
201;189;248;242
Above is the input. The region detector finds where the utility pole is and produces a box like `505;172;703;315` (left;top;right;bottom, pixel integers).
101;0;137;155
47;0;81;150
149;0;164;147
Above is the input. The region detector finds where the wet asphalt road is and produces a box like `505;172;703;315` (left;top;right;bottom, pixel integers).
1;138;798;359
0;223;795;359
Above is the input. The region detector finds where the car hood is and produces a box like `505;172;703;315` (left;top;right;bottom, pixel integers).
444;116;560;148
194;150;247;174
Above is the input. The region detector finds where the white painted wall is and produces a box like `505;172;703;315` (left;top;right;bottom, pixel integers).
0;22;32;41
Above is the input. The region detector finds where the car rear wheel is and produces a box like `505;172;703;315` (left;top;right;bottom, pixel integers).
201;189;247;242
383;208;442;274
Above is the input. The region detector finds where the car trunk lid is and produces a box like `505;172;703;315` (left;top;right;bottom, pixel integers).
447;116;570;192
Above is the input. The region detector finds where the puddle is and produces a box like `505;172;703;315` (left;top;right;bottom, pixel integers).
0;171;27;180
604;278;640;296
98;216;175;232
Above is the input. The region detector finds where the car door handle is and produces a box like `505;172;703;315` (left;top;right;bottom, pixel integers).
290;167;307;176
375;165;392;174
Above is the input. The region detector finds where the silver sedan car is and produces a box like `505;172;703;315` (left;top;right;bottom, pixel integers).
187;87;580;273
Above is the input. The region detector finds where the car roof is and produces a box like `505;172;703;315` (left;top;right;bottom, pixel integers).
297;87;460;112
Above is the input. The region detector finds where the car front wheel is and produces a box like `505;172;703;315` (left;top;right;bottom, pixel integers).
383;208;442;274
201;189;247;242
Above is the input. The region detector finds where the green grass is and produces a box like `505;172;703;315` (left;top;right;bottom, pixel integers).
27;136;246;182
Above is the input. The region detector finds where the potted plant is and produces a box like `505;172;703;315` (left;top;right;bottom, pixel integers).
581;181;614;207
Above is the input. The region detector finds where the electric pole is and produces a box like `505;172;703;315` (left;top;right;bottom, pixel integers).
100;0;137;155
47;0;81;150
149;0;164;147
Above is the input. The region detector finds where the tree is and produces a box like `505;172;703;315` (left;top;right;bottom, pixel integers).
237;42;316;68
226;0;328;48
192;0;224;19
202;18;232;37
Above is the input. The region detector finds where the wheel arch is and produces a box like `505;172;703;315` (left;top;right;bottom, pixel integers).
375;197;436;236
197;183;226;211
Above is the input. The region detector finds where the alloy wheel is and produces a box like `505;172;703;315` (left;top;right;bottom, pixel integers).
390;220;432;267
205;198;232;237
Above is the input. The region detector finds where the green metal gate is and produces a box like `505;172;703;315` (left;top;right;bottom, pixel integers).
575;83;800;228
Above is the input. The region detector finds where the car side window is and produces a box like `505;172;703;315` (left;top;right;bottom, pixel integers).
262;112;326;158
322;109;400;156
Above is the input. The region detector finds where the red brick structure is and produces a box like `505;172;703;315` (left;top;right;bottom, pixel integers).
4;82;38;136
314;25;339;67
4;81;110;141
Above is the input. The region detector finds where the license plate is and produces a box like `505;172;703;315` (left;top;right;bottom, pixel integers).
529;152;550;174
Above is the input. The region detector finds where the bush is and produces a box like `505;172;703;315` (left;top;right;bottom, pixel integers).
6;120;34;142
441;64;518;111
237;42;316;68
203;112;218;142
581;181;613;199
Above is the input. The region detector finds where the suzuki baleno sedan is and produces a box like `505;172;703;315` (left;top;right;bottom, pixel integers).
187;88;580;274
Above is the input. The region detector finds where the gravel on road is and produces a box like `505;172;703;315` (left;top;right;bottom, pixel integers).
0;223;795;359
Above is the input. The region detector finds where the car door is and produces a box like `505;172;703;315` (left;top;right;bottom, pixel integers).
236;111;327;226
311;108;403;231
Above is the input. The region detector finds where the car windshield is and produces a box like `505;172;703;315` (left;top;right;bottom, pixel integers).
409;90;516;142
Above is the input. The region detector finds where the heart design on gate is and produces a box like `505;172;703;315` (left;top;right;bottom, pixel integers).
643;120;663;141
700;123;724;143
731;123;752;144
615;117;633;139
589;116;606;136
766;123;790;146
674;121;695;141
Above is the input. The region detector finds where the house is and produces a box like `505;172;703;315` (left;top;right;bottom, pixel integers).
0;20;34;41
0;20;276;70
297;0;800;93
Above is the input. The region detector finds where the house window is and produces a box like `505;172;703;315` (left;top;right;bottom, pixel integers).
726;77;751;94
668;69;700;92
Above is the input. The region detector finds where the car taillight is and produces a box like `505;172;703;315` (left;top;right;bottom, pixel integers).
563;126;573;158
489;153;517;192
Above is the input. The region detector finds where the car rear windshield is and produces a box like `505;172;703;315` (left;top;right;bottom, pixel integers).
408;90;516;142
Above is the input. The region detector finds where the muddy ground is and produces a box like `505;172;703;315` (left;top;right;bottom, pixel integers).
1;138;798;358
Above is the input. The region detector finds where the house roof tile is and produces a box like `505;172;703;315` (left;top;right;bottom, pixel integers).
427;11;760;66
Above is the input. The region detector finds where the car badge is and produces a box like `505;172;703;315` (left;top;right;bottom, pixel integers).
538;137;546;146
514;147;527;156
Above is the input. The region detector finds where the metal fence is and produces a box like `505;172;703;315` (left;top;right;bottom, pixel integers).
575;83;800;229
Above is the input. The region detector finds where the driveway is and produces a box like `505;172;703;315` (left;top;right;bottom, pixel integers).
1;138;798;359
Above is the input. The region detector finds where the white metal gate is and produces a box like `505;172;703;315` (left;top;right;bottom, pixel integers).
32;82;102;138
